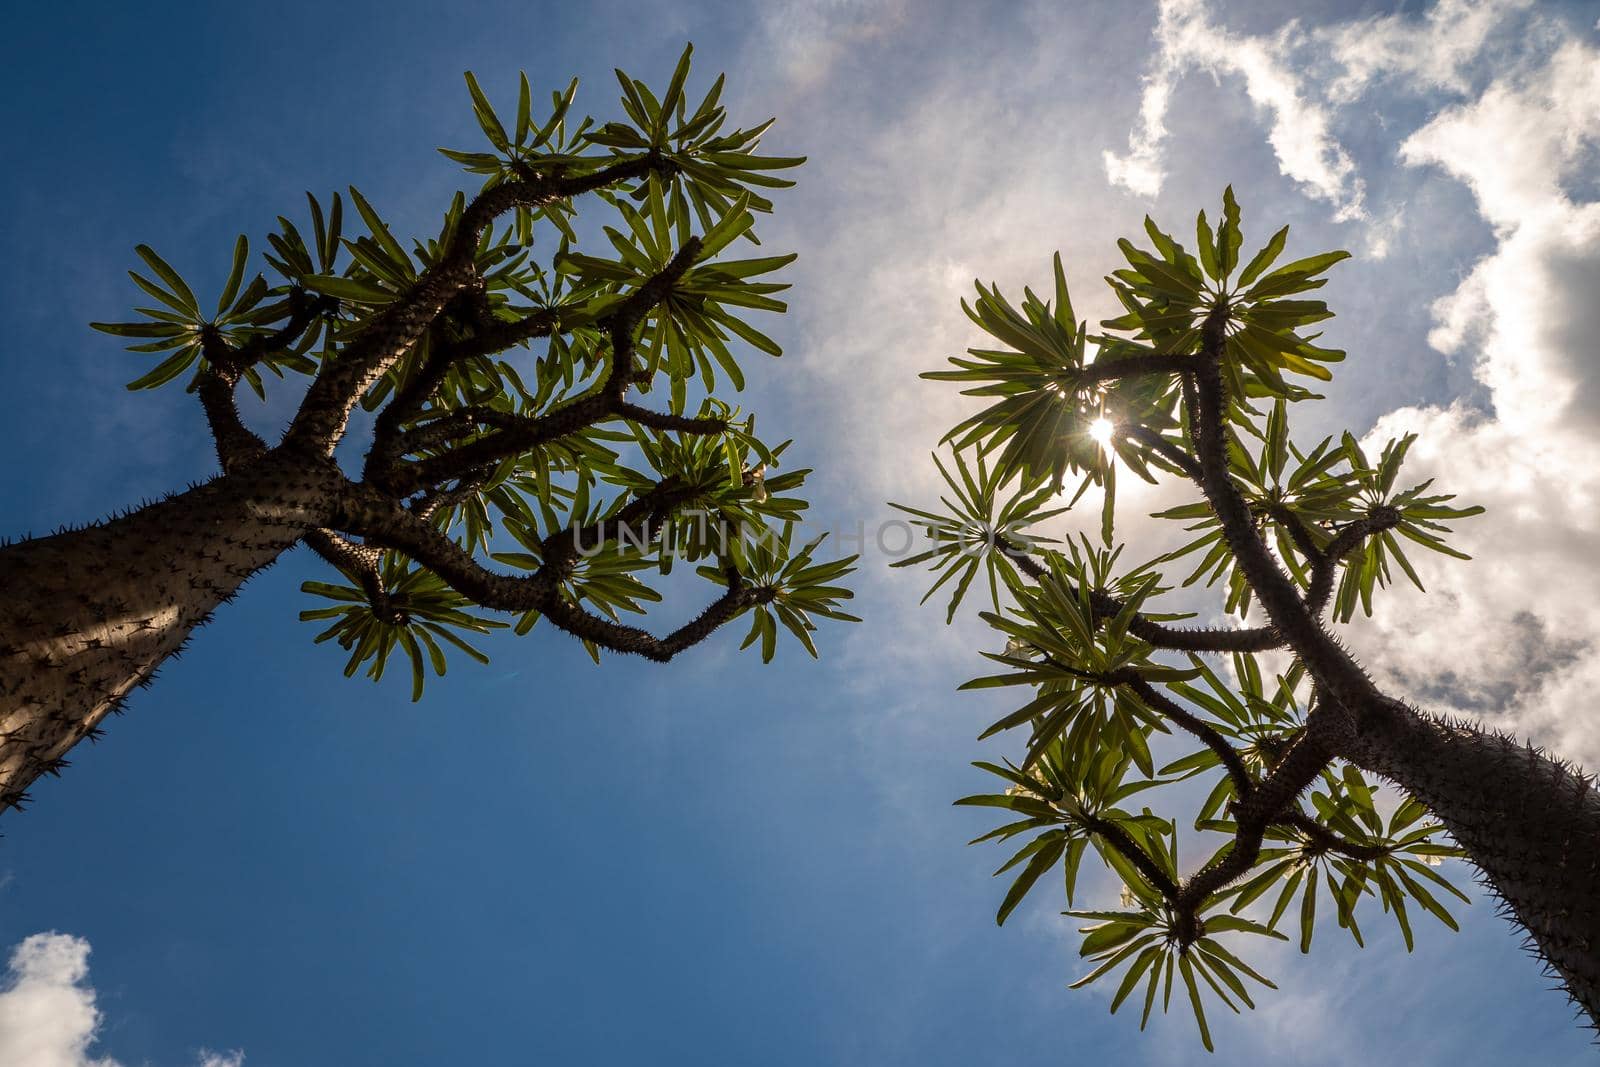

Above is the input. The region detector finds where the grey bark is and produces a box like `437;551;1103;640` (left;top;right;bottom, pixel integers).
0;450;342;810
1344;703;1600;1022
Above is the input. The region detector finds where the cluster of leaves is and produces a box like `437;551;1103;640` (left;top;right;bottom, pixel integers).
699;525;860;662
1103;188;1350;397
1067;893;1285;1052
961;539;1198;776
955;735;1293;1053
91;239;314;393
892;191;1481;1050
955;646;1464;1050
96;45;854;694
925;254;1175;526
1153;402;1483;620
888;449;1067;622
1225;774;1467;955
299;561;504;701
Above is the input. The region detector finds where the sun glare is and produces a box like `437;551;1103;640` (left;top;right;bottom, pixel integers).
1089;417;1115;448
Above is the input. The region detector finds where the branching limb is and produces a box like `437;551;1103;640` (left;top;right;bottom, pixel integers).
999;539;1286;653
540;565;773;663
1263;502;1321;564
1174;727;1334;913
389;407;527;459
1083;812;1181;900
542;476;702;566
365;306;565;480
1283;811;1390;862
1123;423;1203;482
410;472;491;522
378;239;702;495
1117;670;1253;795
196;292;327;471
284;155;668;455
194;357;268;472
1303;506;1403;618
302;529;404;625
615;402;728;434
1075;352;1194;386
1188;311;1307;633
1117;669;1389;862
1185;312;1385;717
334;469;758;661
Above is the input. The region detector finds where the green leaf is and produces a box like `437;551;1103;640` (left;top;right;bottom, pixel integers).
1236;225;1288;288
1219;186;1242;279
217;235;249;315
134;245;198;315
1179;955;1214;1052
302;274;394;305
1196;211;1220;282
1299;866;1317;952
464;70;510;149
125;346;198;390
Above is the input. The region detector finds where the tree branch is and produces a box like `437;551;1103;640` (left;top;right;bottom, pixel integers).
1185;312;1381;713
365;306;565;481
1188;312;1306;628
1074;352;1193;386
1124;423;1203;481
1304;506;1403;619
377;239;702;496
1283;811;1391;862
334;471;757;660
410;475;489;523
302;529;404;625
1083;813;1181;901
283;155;667;456
1000;538;1286;654
195;294;327;471
388;407;526;459
1264;502;1321;565
1174;727;1334;914
1118;671;1253;796
615;402;729;435
541;567;772;663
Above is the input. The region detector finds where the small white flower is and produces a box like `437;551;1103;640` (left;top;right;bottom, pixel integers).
1119;884;1138;909
750;465;769;504
1422;854;1443;867
1003;637;1032;658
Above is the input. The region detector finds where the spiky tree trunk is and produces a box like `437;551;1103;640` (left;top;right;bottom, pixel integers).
0;450;342;809
1345;706;1600;1019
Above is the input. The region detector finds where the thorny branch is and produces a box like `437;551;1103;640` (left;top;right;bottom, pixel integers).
995;318;1415;944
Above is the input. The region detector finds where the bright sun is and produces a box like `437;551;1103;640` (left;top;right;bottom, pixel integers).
1089;417;1115;447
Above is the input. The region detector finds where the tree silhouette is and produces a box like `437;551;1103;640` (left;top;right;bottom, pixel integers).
0;46;856;816
895;190;1599;1046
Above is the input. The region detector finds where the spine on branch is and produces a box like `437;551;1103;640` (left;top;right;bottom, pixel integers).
1344;702;1600;1019
0;452;343;811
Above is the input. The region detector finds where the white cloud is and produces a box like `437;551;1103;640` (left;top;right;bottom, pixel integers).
1341;37;1600;762
1094;0;1600;759
0;934;115;1067
1399;38;1600;232
0;933;240;1067
1103;0;1367;219
196;1053;245;1067
755;0;1600;771
1319;0;1535;102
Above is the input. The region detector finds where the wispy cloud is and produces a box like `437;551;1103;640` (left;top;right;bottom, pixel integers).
1103;0;1367;219
1347;34;1600;762
1318;0;1536;102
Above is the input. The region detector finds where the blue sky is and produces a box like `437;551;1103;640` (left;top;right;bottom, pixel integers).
2;0;1599;1063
